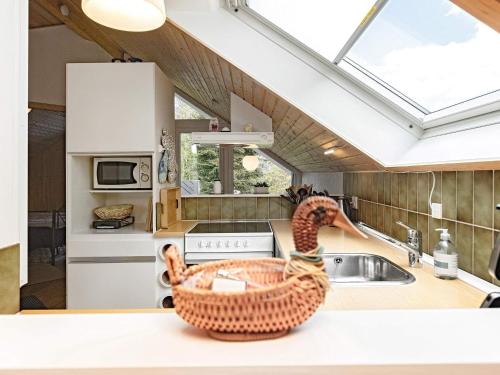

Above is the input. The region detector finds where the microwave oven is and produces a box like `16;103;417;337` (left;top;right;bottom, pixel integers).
93;157;152;190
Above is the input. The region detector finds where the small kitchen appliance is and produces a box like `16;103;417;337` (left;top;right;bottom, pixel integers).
93;156;152;190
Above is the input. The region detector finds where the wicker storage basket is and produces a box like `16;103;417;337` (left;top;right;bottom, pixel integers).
93;204;133;220
166;196;365;341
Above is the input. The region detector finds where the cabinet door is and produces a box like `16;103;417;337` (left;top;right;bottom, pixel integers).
67;259;156;309
66;63;155;153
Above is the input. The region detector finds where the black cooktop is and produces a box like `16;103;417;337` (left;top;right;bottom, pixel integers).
189;221;272;234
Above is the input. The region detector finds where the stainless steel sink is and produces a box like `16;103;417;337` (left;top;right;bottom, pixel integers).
323;253;415;285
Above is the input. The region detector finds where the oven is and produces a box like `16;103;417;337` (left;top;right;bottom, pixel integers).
184;221;274;265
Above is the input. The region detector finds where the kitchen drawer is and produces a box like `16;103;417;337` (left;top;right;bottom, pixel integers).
67;260;156;309
67;240;154;258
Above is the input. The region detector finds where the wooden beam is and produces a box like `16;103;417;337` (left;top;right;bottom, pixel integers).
451;0;500;33
29;102;66;112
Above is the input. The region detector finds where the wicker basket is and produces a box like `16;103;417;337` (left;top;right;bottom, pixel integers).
93;204;133;220
166;196;365;341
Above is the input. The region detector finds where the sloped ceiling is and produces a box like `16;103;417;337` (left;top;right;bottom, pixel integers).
29;0;382;172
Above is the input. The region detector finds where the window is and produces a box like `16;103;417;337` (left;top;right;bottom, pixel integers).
176;94;295;195
180;133;220;195
343;0;500;113
180;135;292;195
246;0;376;61
242;0;500;125
233;147;292;194
175;94;211;120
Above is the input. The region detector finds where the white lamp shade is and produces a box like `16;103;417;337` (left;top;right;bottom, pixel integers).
242;155;259;171
82;0;166;32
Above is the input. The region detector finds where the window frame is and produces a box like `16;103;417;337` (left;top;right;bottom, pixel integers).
236;0;500;133
175;120;299;196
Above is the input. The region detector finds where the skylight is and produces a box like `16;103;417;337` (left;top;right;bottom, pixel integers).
245;0;376;61
343;0;500;113
243;0;500;119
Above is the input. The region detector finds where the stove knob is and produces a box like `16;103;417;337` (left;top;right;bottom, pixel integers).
243;240;249;248
140;173;149;182
216;241;222;248
206;241;212;248
225;241;231;248
197;241;203;248
234;240;241;248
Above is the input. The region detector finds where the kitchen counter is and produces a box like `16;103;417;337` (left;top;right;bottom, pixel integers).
4;220;500;373
154;220;198;237
270;220;487;309
2;309;500;374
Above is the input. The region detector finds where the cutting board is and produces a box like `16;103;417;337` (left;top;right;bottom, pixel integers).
160;187;181;229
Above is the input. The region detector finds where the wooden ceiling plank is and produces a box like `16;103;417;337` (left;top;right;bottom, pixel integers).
270;101;291;132
168;28;216;113
217;57;236;96
262;90;277;116
451;0;500;33
207;52;231;108
188;37;230;114
199;47;230;108
273;107;302;138
252;82;266;112
229;67;244;99
182;35;223;114
289;138;346;160
275;125;326;155
273;116;312;150
162;26;212;104
241;74;254;105
29;0;63;28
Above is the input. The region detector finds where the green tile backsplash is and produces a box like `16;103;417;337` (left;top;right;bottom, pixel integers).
181;196;294;221
344;171;500;283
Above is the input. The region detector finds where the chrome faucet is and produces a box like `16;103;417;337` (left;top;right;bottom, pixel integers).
396;221;423;268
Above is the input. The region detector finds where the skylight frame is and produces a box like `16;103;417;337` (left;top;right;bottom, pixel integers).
238;0;500;132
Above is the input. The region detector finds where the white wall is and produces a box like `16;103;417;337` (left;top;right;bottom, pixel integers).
302;173;343;196
29;25;111;106
0;0;28;284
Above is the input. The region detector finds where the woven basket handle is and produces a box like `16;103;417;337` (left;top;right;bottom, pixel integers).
165;245;187;286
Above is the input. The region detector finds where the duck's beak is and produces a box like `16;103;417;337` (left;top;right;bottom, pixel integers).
333;209;368;239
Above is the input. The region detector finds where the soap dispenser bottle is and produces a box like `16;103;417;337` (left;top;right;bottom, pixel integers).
433;228;458;280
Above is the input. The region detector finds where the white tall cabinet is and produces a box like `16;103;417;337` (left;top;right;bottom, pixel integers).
66;63;175;309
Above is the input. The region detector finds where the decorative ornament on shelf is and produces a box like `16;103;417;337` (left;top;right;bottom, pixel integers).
209;118;219;132
242;155;259;171
158;129;177;185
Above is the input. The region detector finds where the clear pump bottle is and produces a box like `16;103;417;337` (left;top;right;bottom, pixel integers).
433;228;458;280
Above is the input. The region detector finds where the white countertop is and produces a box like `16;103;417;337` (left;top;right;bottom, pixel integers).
2;309;500;373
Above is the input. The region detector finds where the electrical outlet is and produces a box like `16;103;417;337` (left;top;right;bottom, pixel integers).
431;203;442;219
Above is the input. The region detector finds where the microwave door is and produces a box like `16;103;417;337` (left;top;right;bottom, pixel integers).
96;161;138;189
